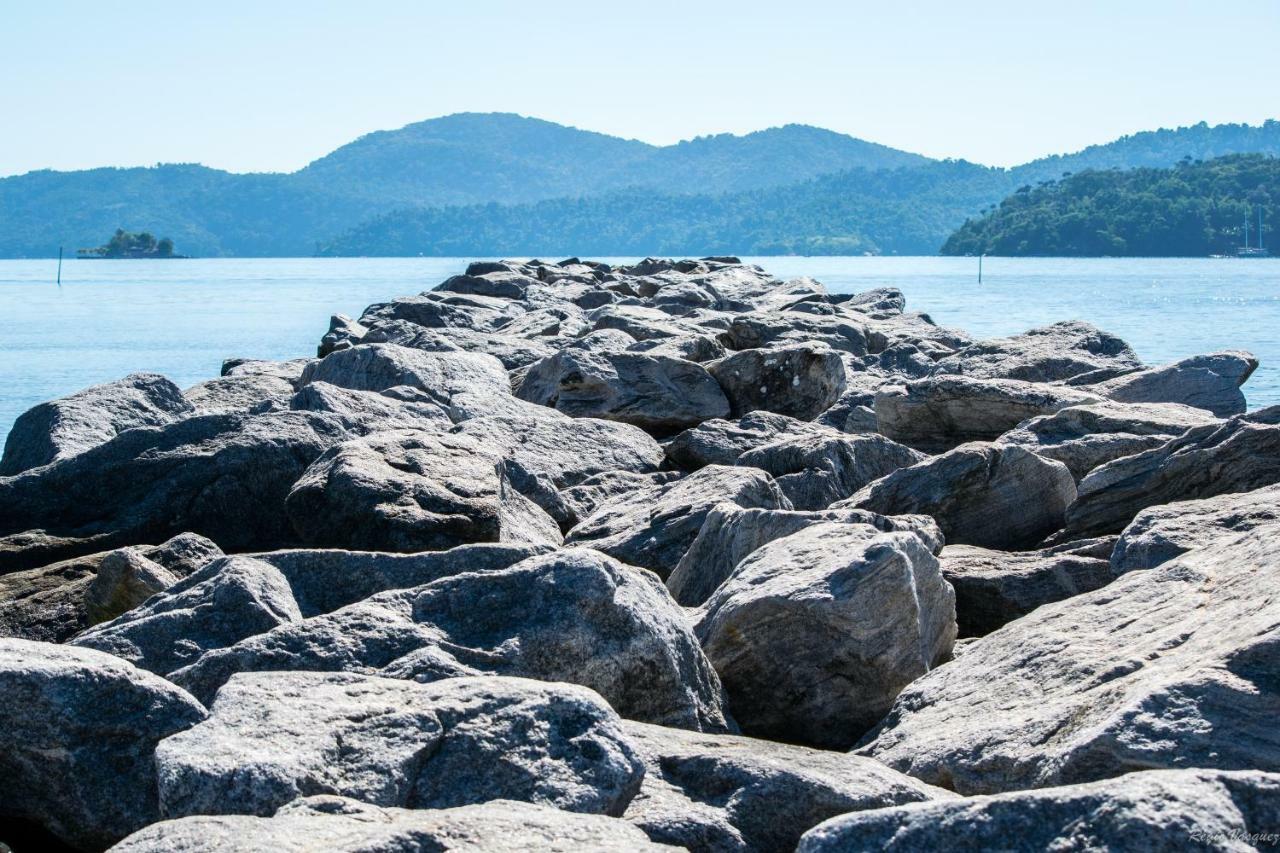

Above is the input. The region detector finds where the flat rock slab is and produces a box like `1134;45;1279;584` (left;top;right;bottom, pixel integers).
1090;350;1258;417
155;672;644;819
930;321;1142;384
299;343;511;405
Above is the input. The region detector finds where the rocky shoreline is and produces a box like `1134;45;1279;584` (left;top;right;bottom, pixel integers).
1;256;1277;851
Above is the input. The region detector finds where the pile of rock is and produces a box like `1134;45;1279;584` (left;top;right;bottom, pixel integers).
1;256;1277;852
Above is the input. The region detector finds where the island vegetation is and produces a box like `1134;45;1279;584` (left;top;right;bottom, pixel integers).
78;229;181;259
942;154;1278;257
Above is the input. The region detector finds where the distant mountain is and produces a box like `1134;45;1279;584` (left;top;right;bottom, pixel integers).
0;114;1277;258
942;153;1279;257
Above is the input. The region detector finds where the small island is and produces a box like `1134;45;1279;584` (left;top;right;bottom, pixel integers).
78;229;186;259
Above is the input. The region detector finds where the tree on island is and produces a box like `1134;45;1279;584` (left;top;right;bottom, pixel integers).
78;229;179;258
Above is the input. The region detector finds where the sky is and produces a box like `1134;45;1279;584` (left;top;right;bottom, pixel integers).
3;0;1278;177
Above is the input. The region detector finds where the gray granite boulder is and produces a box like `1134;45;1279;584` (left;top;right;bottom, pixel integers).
931;321;1142;383
707;343;847;420
284;429;562;552
798;769;1280;853
847;442;1077;550
112;796;670;852
736;432;925;510
696;523;956;748
668;504;943;607
1090;350;1258;416
288;380;452;430
875;375;1101;453
622;720;949;853
0;372;192;475
858;524;1280;793
317;313;366;356
566;464;791;578
361;319;559;370
184;373;296;414
665;412;833;470
172;548;732;732
356;291;521;333
155;672;644;819
0;639;206;850
719;311;868;356
556;470;684;529
299;343;511;406
83;547;179;625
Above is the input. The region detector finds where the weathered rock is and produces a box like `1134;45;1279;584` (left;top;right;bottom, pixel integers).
73;555;303;676
289;380;452;430
1060;408;1280;539
797;769;1280;853
931;321;1142;383
436;269;540;300
858;524;1280;793
285;429;561;552
0;411;365;571
155;672;644;819
0;372;192;475
0;639;206;850
589;303;710;340
847;442;1077;550
299;343;511;407
221;356;314;382
566;465;791;578
665;412;833;470
1111;484;1280;574
184;373;296;414
875;375;1100;453
361;319;559;370
83;547;179;624
357;290;521;333
707;343;846;420
736;432;925;510
998;399;1219;480
696;523;956;748
668;504;944;607
629;333;728;363
719;311;868;356
518;347;731;434
317;313;367;356
939;540;1115;636
1089;350;1258;416
557;470;685;529
622;720;949;853
112;796;670;852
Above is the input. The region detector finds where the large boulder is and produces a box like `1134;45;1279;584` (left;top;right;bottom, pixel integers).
566;464;791;578
1111;484;1280;574
0;639;207;850
298;343;511;406
847;442;1077;550
622;720;949;853
998;400;1219;480
356;291;521;333
288;380;452;430
0;372;192;475
874;375;1101;453
558;471;684;530
939;539;1115;637
360;319;559;370
858;523;1280;793
1089;350;1258;416
284;429;562;552
706;343;846;420
695;523;956;748
171;548;733;732
665;412;833;470
1060;408;1280;539
518;348;731;434
184;373;296;415
719;311;868;356
798;769;1280;853
112;796;671;852
931;321;1142;383
736;432;925;510
155;672;644;819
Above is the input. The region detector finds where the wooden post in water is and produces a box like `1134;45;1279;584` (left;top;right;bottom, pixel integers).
978;253;983;284
57;246;63;286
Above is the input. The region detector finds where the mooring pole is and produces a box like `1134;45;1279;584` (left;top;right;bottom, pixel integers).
57;246;63;286
978;253;983;284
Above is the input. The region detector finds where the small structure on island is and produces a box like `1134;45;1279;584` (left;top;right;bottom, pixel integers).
77;229;187;259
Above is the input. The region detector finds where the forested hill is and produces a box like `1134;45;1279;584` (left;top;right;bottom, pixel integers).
941;154;1279;257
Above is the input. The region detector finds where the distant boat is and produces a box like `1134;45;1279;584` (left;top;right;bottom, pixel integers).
1235;206;1270;258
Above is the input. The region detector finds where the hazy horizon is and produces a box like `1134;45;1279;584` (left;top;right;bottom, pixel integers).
3;0;1278;178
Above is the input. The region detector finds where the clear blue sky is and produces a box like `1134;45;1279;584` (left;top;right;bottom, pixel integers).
3;0;1277;177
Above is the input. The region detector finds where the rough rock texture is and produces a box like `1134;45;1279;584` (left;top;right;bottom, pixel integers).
1061;408;1280;539
155;672;644;819
706;343;847;420
736;432;925;510
874;375;1101;453
668;504;944;607
557;471;685;530
171;549;732;732
622;720;949;853
696;523;956;748
0;372;192;475
83;547;180;625
0;639;207;850
998;400;1219;480
859;524;1280;793
848;442;1077;550
798;770;1280;853
1111;484;1280;574
566;464;791;578
288;380;452;430
518;347;731;434
930;321;1143;383
1090;350;1259;416
184;374;296;415
299;343;511;405
112;797;672;852
284;429;562;552
665;412;833;470
939;541;1115;637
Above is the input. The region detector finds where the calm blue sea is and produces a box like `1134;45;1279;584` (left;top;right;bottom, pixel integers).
1;256;1278;444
